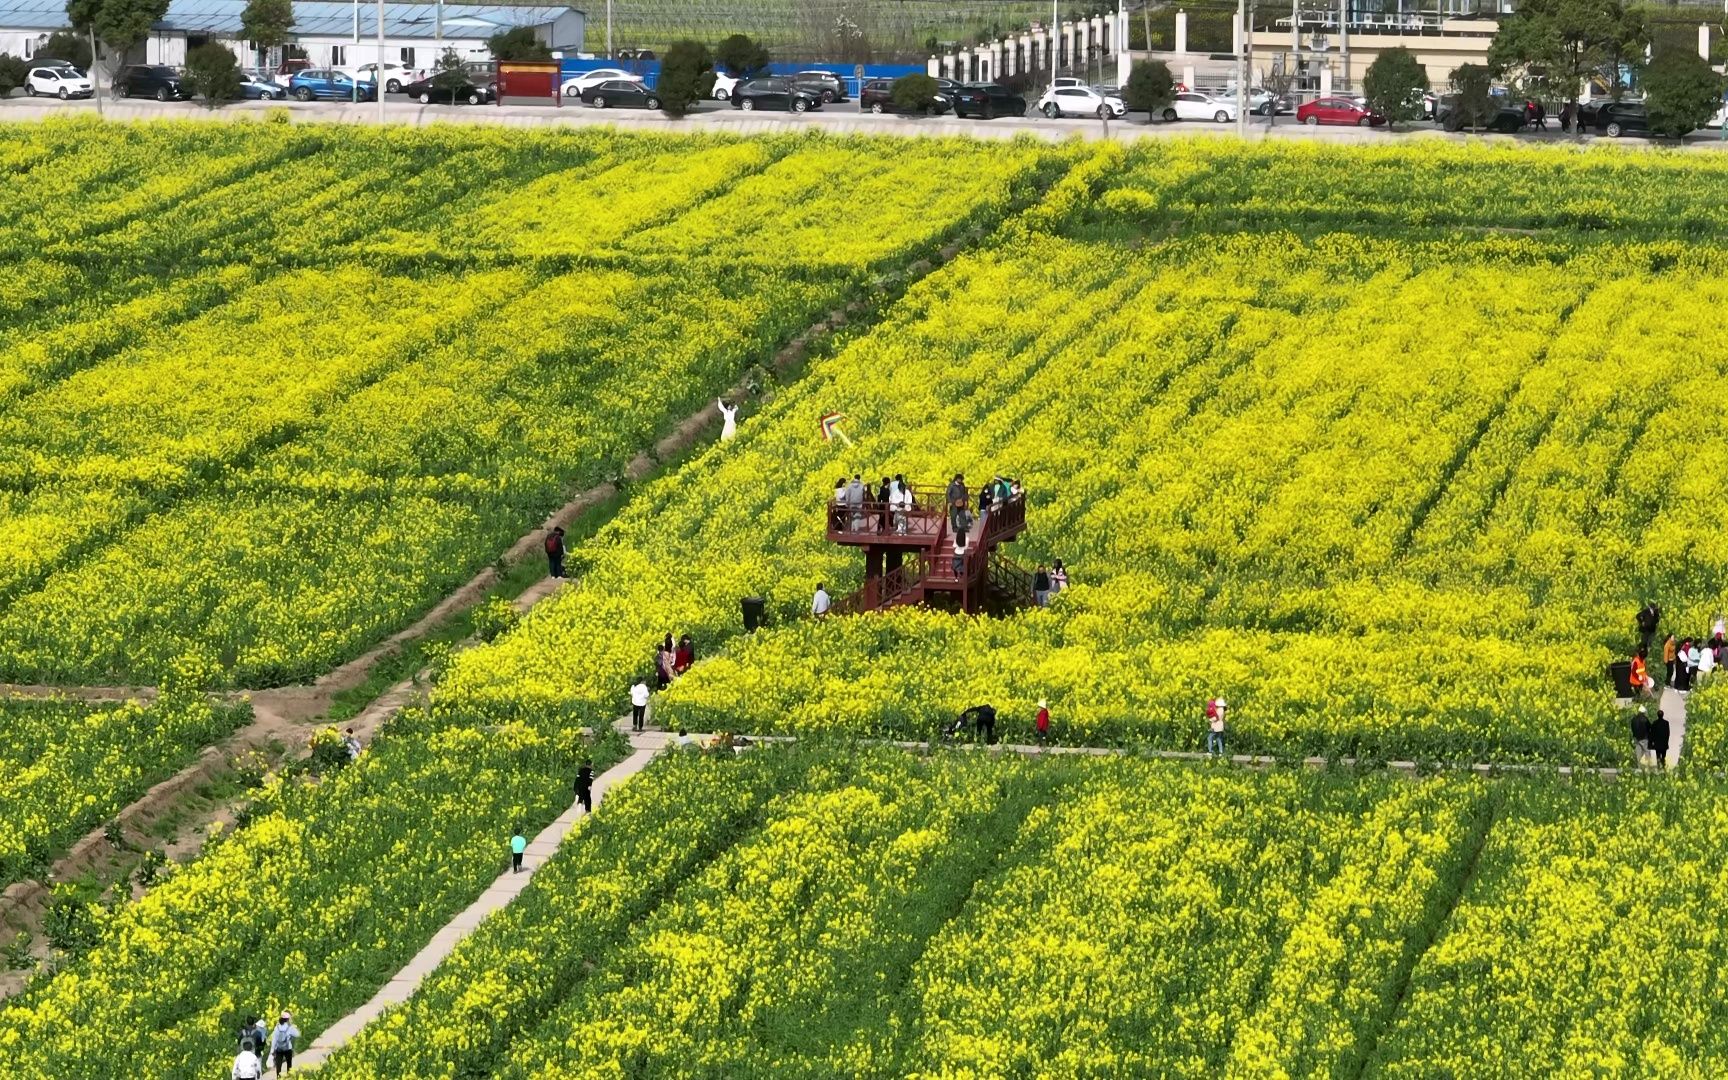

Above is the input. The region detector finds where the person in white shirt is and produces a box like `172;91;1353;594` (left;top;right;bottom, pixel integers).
1699;645;1717;680
717;399;737;441
676;729;697;748
812;583;831;617
231;1042;263;1080
1206;697;1227;756
889;474;912;534
629;680;650;732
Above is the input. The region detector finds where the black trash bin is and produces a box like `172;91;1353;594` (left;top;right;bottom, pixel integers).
741;596;766;633
1607;660;1634;698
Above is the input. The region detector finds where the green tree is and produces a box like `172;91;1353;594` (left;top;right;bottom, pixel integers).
654;39;710;115
1601;0;1647;99
181;41;240;107
430;46;470;100
1122;58;1174;121
1362;46;1429;130
35;30;92;69
487;25;551;61
0;53;28;96
888;72;940;113
1642;49;1723;137
715;32;769;75
67;0;169;86
1449;62;1499;132
1486;0;1638;117
239;0;294;69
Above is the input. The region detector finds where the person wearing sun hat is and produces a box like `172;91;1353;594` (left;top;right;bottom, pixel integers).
1034;699;1050;744
1205;697;1228;757
269;1011;299;1075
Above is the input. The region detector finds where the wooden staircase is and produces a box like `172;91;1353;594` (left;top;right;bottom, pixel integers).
827;485;1029;615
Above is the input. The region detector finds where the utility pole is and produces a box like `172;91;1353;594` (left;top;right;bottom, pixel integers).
1339;0;1349;90
376;0;385;122
1236;0;1247;135
606;0;613;58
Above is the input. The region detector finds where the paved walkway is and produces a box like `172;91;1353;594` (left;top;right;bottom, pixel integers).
295;730;671;1070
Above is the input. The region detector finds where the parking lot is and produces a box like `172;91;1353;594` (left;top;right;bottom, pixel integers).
5;92;1727;149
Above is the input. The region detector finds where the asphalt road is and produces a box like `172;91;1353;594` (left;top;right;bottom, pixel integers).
6;92;1727;150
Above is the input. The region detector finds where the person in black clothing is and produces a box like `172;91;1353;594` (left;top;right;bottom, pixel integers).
1630;706;1651;768
946;473;969;535
1649;709;1671;770
1637;601;1661;654
574;759;594;814
544;526;566;579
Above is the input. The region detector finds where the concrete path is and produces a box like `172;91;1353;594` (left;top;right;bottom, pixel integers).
1662;683;1688;768
295;730;672;1070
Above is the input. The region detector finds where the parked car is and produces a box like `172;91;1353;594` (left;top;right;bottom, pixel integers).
730;76;823;112
116;64;187;101
1163;91;1238;123
350;62;416;93
1052;76;1088;89
23;65;92;99
1437;100;1525;133
276;56;312;77
238;74;288;100
1247;89;1293;115
1295;96;1383;126
858;78;949;115
790;69;848;102
1037;84;1124;119
580;78;664;110
560;67;640;97
402;73;491;105
950;82;1026;119
287;68;376;101
1596;101;1653;138
463;61;500;97
710;70;742;99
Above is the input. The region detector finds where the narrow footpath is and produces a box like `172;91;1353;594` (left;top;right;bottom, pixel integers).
295;729;671;1071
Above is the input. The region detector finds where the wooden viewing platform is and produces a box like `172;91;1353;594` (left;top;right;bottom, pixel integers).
825;483;1032;614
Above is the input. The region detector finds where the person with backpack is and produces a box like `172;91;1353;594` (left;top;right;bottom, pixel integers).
1205;697;1227;757
269;1012;299;1075
544;526;566;579
574;758;594;815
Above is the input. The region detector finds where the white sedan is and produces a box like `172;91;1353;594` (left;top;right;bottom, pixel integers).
710;71;741;99
1036;84;1125;119
1165;91;1239;123
351;62;417;93
561;68;641;97
24;65;93;99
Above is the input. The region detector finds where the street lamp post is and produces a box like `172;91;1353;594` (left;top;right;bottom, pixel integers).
376;0;385;122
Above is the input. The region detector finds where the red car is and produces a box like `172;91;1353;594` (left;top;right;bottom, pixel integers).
1296;96;1385;127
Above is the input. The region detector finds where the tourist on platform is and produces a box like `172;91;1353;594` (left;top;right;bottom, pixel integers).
1650;709;1671;769
846;474;869;530
947;473;969;534
812;583;831;617
1035;699;1051;744
232;1040;263;1080
1205;697;1227;757
1637;601;1661;654
1051;559;1068;593
889;475;912;534
979;483;994;516
630;679;650;732
1630;705;1651;768
574;759;594;814
952;534;966;577
674;634;695;675
834;476;849;504
877;476;893;531
1663;634;1678;684
269;1013;299;1076
510;828;526;873
1033;565;1052;607
717;398;737;441
544;526;566;579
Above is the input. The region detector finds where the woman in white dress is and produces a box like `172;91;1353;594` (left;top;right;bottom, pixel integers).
718;399;738;441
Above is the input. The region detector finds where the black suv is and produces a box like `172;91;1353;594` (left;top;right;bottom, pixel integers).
1596;101;1654;137
790;69;847;102
117;64;187;101
951;83;1027;119
731;77;824;113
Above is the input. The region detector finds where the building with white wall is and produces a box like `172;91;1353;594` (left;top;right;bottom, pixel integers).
0;0;581;72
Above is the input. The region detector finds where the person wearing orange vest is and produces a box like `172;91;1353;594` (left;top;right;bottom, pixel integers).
1630;650;1650;699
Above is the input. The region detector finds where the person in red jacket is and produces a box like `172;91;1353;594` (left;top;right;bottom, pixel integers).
674;634;695;675
1034;699;1050;744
